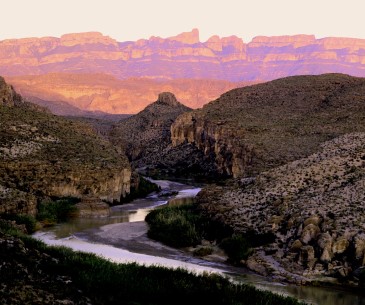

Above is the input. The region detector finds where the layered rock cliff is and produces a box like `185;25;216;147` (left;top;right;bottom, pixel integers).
197;133;365;283
3;29;365;114
1;29;365;82
0;77;131;215
171;73;365;178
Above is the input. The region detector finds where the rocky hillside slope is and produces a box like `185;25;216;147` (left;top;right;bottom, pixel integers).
1;30;365;82
197;133;365;284
111;93;218;177
171;73;365;177
0;77;131;215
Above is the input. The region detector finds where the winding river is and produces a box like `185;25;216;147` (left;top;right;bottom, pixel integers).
33;179;365;305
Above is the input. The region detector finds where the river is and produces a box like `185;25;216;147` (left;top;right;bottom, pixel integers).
33;179;365;305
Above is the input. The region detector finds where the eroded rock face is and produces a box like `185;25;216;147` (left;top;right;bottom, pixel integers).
0;186;37;216
171;112;254;177
75;197;110;218
110;92;217;177
0;77;131;215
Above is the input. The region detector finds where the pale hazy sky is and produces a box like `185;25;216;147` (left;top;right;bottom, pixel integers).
1;0;364;42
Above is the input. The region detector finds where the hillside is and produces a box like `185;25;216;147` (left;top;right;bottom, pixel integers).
171;73;365;177
197;132;365;284
111;93;217;177
1;30;365;82
0;77;131;215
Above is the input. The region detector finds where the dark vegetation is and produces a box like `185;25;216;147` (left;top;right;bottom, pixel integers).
1;213;37;233
36;197;79;226
121;176;160;203
145;204;275;263
0;219;305;305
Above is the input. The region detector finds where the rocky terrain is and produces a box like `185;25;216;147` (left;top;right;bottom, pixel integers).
0;76;131;215
1;30;365;82
111;92;218;178
171;73;365;178
197;132;365;284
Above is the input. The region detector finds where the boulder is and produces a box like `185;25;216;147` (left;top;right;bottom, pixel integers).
317;233;333;262
301;224;320;244
332;237;349;255
75;197;110;218
299;245;315;267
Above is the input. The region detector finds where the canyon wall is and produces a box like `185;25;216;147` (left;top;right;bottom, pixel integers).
171;74;365;178
1;30;365;82
3;30;365;114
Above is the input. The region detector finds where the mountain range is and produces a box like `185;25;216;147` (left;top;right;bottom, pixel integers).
2;29;365;114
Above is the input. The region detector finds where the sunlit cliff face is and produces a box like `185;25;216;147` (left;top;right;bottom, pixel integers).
2;29;365;114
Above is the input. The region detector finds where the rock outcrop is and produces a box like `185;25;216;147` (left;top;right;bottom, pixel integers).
111;92;217;177
197;132;365;283
75;197;110;218
171;74;365;178
0;77;131;215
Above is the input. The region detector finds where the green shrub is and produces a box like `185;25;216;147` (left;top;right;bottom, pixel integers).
1;214;37;233
146;205;201;247
220;234;252;264
146;204;232;248
37;198;77;225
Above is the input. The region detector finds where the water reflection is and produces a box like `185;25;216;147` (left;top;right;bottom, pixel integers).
235;273;365;305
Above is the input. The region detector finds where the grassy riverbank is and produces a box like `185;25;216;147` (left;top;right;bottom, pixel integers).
145;204;275;264
0;219;305;305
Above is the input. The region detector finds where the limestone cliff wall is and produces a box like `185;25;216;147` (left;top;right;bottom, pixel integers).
171;112;254;178
48;167;131;203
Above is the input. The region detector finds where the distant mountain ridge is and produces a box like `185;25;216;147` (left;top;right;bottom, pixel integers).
6;73;240;114
1;29;365;81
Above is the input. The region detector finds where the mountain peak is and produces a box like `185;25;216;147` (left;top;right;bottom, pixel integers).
168;28;200;44
156;92;180;106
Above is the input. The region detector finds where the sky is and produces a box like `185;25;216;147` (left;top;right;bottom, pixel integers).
1;0;364;42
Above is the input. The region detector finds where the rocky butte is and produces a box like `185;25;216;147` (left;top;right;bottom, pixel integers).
110;92;218;177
